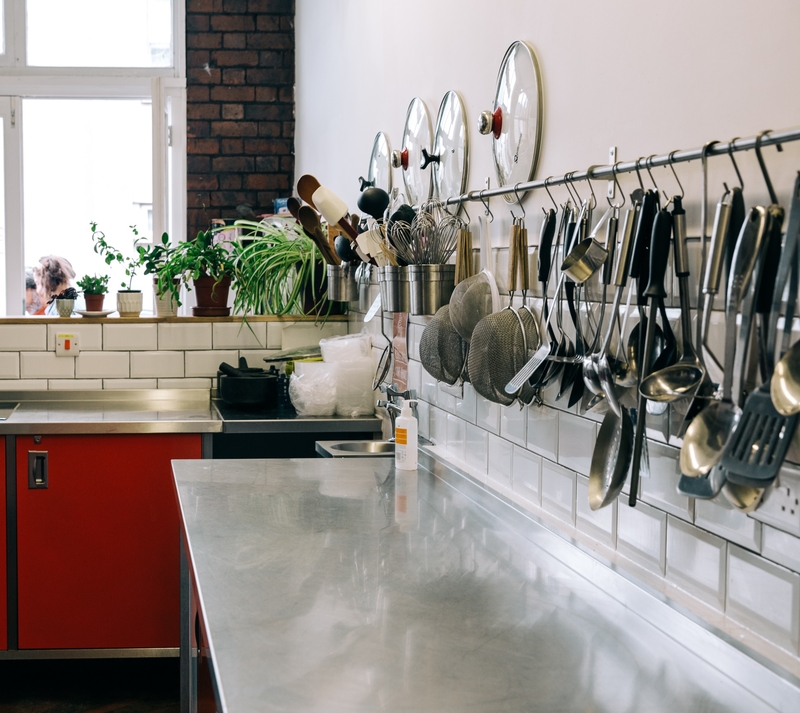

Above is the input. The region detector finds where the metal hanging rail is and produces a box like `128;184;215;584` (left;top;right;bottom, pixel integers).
450;126;800;206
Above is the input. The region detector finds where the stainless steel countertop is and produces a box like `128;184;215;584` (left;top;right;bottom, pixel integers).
173;454;800;713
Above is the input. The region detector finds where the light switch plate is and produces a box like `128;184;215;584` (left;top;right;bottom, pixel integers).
56;333;79;357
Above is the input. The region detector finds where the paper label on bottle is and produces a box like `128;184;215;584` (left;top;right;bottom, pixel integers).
395;427;408;445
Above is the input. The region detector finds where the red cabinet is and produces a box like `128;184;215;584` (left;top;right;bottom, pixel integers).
16;434;201;650
1;437;6;650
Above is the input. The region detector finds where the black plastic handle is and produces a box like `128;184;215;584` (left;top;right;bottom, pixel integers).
537;209;556;283
628;190;657;280
671;196;689;278
419;148;440;170
725;187;746;286
644;210;674;299
756;205;785;315
219;362;243;378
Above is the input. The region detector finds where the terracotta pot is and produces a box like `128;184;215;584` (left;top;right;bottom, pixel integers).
84;293;105;312
192;274;231;317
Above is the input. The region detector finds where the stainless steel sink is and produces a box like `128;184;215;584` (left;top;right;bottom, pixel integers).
0;402;19;421
316;440;395;457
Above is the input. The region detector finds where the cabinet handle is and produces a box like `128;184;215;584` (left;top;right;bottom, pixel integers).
28;451;48;489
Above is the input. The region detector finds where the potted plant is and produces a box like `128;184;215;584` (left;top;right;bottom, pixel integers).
159;229;238;316
76;274;110;312
90;222;144;317
49;287;79;318
136;231;179;316
232;217;334;317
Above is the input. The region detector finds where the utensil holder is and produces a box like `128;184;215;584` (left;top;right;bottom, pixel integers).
356;263;372;312
408;264;456;315
327;264;358;302
378;266;410;312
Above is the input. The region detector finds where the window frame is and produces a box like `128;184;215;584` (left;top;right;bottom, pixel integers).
0;0;186;315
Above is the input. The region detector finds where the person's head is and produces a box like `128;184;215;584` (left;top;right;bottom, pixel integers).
25;270;42;314
33;255;76;302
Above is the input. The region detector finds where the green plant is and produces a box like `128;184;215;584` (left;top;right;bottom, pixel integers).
47;287;79;304
136;231;173;278
90;222;143;291
233;218;330;317
158;229;238;307
76;274;110;295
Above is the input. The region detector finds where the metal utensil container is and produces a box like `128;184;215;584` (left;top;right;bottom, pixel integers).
356;263;372;311
379;265;410;312
408;264;456;315
326;264;359;302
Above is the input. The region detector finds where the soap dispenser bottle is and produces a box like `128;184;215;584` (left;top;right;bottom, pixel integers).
394;399;418;470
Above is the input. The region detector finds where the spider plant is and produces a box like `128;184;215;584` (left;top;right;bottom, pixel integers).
233;218;330;317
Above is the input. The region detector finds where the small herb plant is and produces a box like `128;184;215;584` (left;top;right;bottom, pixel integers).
136;231;173;277
90;221;143;291
76;274;110;295
48;287;79;304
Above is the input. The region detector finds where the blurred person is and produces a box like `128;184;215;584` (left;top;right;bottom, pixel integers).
25;270;43;315
33;255;75;315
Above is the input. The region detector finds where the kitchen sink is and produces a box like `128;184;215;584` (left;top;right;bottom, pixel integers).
316;440;395;458
0;402;19;421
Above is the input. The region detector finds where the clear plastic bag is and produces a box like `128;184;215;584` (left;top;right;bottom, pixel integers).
319;333;372;363
288;362;337;416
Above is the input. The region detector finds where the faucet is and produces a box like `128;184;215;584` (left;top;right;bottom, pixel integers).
376;384;416;438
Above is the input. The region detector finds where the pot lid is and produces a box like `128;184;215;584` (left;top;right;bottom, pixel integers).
430;90;470;205
391;97;433;206
479;41;543;204
360;131;392;193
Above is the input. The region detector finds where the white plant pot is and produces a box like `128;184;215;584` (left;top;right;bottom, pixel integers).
154;291;179;317
55;299;75;318
117;290;143;317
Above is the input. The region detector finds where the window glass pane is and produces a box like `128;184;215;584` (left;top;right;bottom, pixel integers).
0;117;5;316
27;0;172;68
23;99;154;314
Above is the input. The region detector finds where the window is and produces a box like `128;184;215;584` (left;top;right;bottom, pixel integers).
0;0;186;316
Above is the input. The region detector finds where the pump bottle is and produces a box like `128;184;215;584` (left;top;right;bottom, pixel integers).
394;399;418;470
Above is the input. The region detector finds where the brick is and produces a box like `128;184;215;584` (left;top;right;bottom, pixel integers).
255;86;278;102
222;68;246;85
212;50;259;67
210;191;252;207
244;174;269;190
186;49;211;66
210;85;255;102
187;121;211;139
255;156;279;173
258;33;293;51
222;104;244;120
280;156;293;172
246;32;283;49
187;155;212;173
245;68;292;85
210;121;258;137
188;138;219;155
250;0;293;12
223;33;247;50
187;85;210;103
187;103;221;120
220;138;244;154
219;174;242;190
251;17;280;34
210;15;255;32
211;156;255;172
278;87;293;102
256;50;283;67
187;0;223;11
187;33;222;49
244;103;289;121
189;191;212;209
257;191;282;206
280;15;294;31
222;0;249;12
186;15;210;32
282;121;294;138
188;67;221;84
257;121;281;137
188;174;219;191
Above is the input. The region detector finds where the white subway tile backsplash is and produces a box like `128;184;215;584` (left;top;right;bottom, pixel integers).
464;423;489;474
238;350;281;369
501;403;528;446
666;516;726;610
557;412;595;476
407;360;422;394
20;352;74;378
475;395;501;435
47;324;102;350
265;323;284;349
617;499;667;575
130;351;185;378
454;383;477;424
421;365;438;405
417;399;430;439
751;468;800;538
103;379;158;389
727;545;800;654
103;324;158;351
445;413;466;461
0;324;47;351
527;404;558;461
185;350;238;378
695;497;762;552
0;353;20;378
0;379;48;391
641;441;693;522
576;475;616;547
408;323;424;362
761;526;800;575
48;379;102;390
512;446;542;507
541;460;576;526
157;378;212;389
212;321;267;349
437;387;456;414
280;322;347;350
487;434;513;490
75;351;129;379
158;322;212;350
429;406;447;446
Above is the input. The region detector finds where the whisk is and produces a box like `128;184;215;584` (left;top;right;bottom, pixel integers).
388;200;464;264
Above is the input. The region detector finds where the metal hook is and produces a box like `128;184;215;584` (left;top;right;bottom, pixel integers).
567;171;584;205
666;150;684;199
754;130;779;205
562;171;578;205
727;137;744;190
583;172;597;209
607;162;626;208
479;189;494;222
645;154;660;191
456;194;471;225
633;157;645;190
512;183;526;221
543;176;559;213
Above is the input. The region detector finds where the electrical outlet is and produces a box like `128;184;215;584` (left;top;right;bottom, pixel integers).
56;333;80;357
752;470;800;537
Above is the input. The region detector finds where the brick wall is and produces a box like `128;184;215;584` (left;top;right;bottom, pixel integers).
185;0;295;239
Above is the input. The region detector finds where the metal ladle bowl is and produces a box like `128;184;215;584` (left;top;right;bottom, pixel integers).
640;362;705;402
588;407;633;510
771;340;800;415
679;401;740;477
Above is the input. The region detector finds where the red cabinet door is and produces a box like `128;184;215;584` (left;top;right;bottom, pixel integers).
0;437;6;650
16;434;201;650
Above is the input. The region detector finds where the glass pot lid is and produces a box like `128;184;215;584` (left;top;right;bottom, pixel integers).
430;90;470;204
360;132;392;193
478;41;543;203
391;97;432;206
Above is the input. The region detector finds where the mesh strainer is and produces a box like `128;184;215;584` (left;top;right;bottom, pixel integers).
419;305;469;385
450;214;501;343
